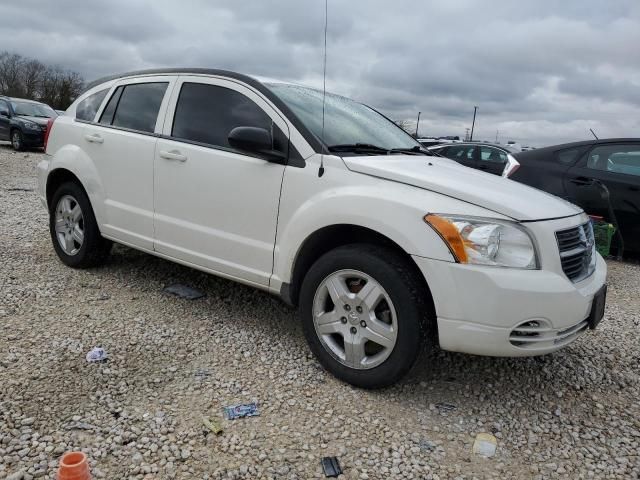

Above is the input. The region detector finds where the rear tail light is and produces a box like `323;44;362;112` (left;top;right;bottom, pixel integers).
503;154;520;178
44;117;55;153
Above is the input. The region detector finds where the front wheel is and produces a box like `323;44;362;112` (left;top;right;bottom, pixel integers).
11;130;24;151
299;244;433;388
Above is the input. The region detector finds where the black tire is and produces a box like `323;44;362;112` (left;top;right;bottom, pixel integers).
11;129;24;151
299;244;434;389
49;181;112;268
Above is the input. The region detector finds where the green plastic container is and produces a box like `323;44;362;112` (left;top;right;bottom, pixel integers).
592;221;616;257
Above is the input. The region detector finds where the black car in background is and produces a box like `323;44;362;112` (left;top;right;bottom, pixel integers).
427;142;521;176
0;96;57;150
511;139;640;252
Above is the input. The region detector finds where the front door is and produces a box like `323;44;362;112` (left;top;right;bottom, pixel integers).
0;99;10;141
153;76;289;286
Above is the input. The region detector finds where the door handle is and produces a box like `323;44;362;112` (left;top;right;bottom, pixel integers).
629;186;639;192
159;150;187;162
568;176;593;186
84;133;104;144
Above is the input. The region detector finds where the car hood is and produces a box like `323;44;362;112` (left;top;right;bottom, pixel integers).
16;115;50;126
342;154;583;221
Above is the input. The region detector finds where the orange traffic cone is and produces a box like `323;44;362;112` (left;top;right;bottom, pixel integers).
57;451;91;480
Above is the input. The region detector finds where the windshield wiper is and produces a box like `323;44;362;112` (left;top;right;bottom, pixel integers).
389;146;426;155
389;145;446;157
328;143;390;154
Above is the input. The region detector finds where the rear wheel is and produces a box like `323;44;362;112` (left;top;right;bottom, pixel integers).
11;130;23;151
49;182;112;268
299;244;433;388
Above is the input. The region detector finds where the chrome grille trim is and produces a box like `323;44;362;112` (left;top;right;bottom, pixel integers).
556;222;595;283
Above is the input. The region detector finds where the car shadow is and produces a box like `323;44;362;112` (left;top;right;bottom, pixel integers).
96;244;614;408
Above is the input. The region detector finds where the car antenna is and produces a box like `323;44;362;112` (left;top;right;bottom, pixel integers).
589;128;598;140
318;0;328;178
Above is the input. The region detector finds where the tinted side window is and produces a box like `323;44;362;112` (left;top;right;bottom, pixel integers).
435;147;448;156
587;144;640;177
480;146;507;163
0;99;10;114
555;147;582;165
99;86;123;125
76;89;109;121
172;83;273;150
106;83;167;133
445;145;475;160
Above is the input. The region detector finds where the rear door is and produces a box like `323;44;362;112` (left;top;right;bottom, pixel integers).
564;142;640;248
512;146;586;197
477;145;508;175
153;76;289;286
441;144;477;169
82;76;175;250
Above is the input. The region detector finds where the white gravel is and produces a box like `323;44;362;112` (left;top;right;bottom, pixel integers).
1;145;639;479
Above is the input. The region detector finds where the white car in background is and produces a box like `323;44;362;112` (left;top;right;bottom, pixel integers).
38;69;607;388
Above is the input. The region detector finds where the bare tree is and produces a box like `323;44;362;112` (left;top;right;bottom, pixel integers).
394;119;415;134
0;51;84;109
21;59;46;99
0;52;26;97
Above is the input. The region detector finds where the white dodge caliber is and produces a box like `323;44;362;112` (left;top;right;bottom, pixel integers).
38;69;607;388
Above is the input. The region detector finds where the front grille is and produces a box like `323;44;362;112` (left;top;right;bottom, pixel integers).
556;222;595;282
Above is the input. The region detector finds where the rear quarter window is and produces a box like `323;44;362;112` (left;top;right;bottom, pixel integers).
76;89;109;122
555;147;584;165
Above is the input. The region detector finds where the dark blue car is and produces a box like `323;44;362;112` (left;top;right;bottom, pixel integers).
0;96;57;150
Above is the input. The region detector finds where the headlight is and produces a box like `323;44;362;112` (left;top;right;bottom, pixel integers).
424;214;538;269
20;120;39;130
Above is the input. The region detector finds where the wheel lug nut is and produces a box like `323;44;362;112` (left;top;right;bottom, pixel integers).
344;305;351;311
340;317;347;324
360;320;367;328
356;306;363;313
350;327;357;334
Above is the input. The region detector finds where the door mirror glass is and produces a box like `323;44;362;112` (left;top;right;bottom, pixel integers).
228;126;286;163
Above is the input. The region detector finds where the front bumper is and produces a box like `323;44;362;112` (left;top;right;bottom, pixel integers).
412;248;607;357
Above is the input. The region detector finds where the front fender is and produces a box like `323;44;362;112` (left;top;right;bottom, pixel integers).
271;155;504;288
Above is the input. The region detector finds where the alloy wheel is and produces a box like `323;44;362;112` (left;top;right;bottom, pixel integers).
312;269;398;370
54;195;84;255
11;131;21;150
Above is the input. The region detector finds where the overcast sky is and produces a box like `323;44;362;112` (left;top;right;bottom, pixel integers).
2;0;638;146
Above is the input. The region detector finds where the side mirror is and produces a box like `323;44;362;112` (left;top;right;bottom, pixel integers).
0;110;9;118
228;126;286;164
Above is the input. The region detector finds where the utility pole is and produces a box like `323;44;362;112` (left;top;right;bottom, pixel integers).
495;129;499;143
415;111;421;138
465;128;470;141
470;106;478;141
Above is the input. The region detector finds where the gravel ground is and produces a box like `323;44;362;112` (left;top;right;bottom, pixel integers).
1;146;639;480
